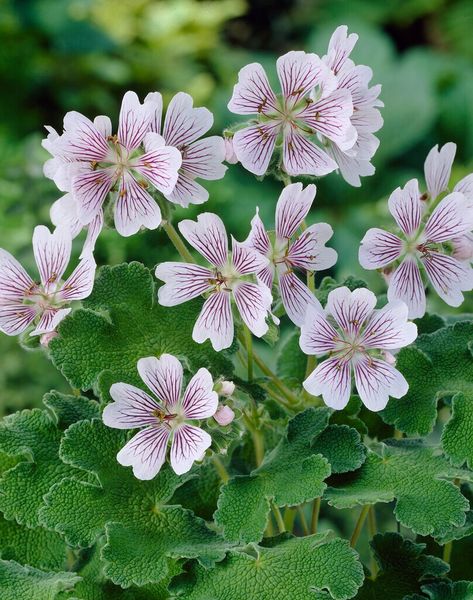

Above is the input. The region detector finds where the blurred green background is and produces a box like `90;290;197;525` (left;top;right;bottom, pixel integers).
1;0;473;415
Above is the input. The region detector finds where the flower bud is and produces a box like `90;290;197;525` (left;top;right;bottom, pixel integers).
40;331;58;347
382;350;396;365
224;138;238;164
214;405;235;426
215;380;235;397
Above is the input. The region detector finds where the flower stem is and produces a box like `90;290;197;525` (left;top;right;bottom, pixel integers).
252;349;301;406
350;505;370;547
162;220;194;263
368;506;378;576
211;456;229;484
311;497;321;534
298;506;309;536
443;541;453;564
272;502;286;534
242;325;254;382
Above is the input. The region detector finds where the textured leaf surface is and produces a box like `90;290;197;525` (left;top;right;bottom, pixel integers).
0;559;79;600
50;263;233;391
215;408;365;542
382;322;473;435
41;419;230;588
441;392;473;469
356;533;448;600
407;581;473;600
172;533;364;600
325;440;470;538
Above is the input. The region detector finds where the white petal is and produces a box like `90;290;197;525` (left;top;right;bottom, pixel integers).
359;228;403;269
454;173;473;201
181;136;227;180
170;424;211;475
30;307;71;336
133;132;182;195
118;90;154;151
231;238;269;275
105;382;162;429
283;127;337;177
72;164;116;225
227;63;278;115
156;262;213;306
245;208;271;256
58;255;96;301
50;194;82;238
279;270;322;327
163;92;213;147
422;252;473;308
144;91;163;135
232;122;280;176
299;304;340;355
137;354;183;408
61;111;109;161
303;357;352;409
388;179;423;237
193;292;234;351
424;192;473;243
32;225;71;289
354;355;408;412
361;301;417;350
275;183;316;239
114;171;162;237
117;426;170;480
81;211;103;258
387;256;426;319
0;249;36;301
287;223;337;272
424;142;456;200
165;173;209;208
326;286;376;337
178;213;228;267
324;25;358;74
182;368;218;419
0;303;38;336
233;281;272;338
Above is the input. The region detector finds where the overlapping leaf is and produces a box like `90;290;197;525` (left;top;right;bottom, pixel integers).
215;408;365;543
441;392;473;469
0;559;79;600
406;581;473;600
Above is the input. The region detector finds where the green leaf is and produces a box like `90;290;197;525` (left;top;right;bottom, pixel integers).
41;419;230;588
215;408;365;543
355;533;449;600
441;392;473;469
382;321;473;435
171;532;364;600
325;440;470;538
406;581;473;600
276;331;306;384
50;263;234;392
0;559;79;600
436;484;473;544
312;425;366;474
0;407;92;528
44;390;100;429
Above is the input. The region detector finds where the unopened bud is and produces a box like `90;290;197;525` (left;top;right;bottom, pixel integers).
224;138;238;164
40;331;58;347
216;380;235;397
214;405;235;426
382;350;396;365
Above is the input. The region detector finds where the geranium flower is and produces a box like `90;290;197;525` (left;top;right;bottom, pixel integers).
300;287;417;411
43;91;182;237
359;144;473;318
0;226;96;336
102;354;218;478
155;213;272;351
144;91;227;207
321;26;383;187
227;50;356;177
245;182;337;325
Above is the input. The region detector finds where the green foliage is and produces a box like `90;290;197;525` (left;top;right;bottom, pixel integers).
325;440;471;538
172;533;364;600
0;559;79;600
441;392;473;469
215;408;365;543
50;263;234;393
407;581;473;600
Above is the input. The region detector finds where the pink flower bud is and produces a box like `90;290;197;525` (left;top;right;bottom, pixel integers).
214;405;235;426
219;380;235;397
224;138;238;164
40;331;58;347
382;350;396;365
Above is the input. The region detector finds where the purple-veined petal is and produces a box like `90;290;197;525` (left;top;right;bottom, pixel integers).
133;132;182;196
454;173;473;201
326;139;376;187
278;271;322;327
324;25;358;75
137;354;183;408
0;249;36;301
359;228;403;270
118;90;154;151
287;223;337;272
60;111;109;161
424;192;473;243
178;213;228;267
93;115;112;138
163;92;213;148
303;357;352;409
424;142;456;200
387;256;426;319
277;51;334;109
275;182;316;239
245;208;271;256
232;122;280;176
336;64;379;110
81;210;103;258
258;265;275;289
231;238;269;275
388;179;423;238
155;262;213;306
114;171;162;237
117;425;171;480
0;303;38;336
181;368;218;419
228;63;278;116
193;291;234;351
72;164;116;226
58;255;96;301
233;281;272;338
105;382;162;429
422;251;473;307
298;89;356;151
452;233;473;261
32;225;71;290
165;173;209;208
170;424;211;475
50;194;82;239
354;355;408;412
144;91;163;134
361;300;417;350
283;127;337;177
350;106;383;135
30;307;71;336
180;136;227;180
326;286;376;337
299;305;340;355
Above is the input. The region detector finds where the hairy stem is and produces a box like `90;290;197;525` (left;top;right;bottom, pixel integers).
368;506;378;576
311;497;321;534
211;456;229;484
242;325;254;382
298;506;309;536
272;502;286;534
350;505;370;547
443;540;453;564
162;220;194;263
